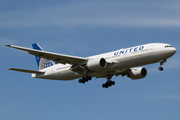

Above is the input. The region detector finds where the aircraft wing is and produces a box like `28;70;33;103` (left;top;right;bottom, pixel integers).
5;45;88;65
8;68;45;74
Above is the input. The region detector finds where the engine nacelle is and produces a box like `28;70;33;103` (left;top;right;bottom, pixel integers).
128;67;147;80
87;58;107;71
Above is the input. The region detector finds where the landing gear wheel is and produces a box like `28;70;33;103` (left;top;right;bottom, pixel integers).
79;76;92;84
112;81;115;85
87;76;92;80
102;84;106;88
108;82;112;87
79;79;82;83
85;78;88;82
158;67;164;71
102;80;115;88
102;83;108;88
81;80;85;84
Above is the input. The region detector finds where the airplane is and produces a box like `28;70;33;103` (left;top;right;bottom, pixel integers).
5;43;176;88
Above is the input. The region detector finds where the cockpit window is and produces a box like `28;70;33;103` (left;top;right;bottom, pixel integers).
165;45;173;48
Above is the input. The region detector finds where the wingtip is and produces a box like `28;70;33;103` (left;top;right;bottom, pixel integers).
5;44;11;47
8;68;12;70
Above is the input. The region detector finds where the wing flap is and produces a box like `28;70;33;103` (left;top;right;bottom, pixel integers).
8;68;45;74
70;65;84;75
114;69;131;77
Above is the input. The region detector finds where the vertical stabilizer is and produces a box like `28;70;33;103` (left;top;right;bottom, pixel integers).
32;43;55;70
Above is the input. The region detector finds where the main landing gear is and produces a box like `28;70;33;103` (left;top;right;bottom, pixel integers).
79;68;92;84
102;76;115;88
79;76;92;84
158;59;166;71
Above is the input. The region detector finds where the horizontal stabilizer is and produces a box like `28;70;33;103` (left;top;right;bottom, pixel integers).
8;68;45;74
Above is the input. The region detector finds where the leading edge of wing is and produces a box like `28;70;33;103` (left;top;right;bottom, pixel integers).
5;44;87;65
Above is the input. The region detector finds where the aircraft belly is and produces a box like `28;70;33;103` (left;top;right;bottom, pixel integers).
35;70;82;80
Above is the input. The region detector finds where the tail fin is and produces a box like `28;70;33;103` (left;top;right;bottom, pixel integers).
32;43;55;70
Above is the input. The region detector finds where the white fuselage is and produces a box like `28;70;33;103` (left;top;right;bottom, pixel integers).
32;43;176;80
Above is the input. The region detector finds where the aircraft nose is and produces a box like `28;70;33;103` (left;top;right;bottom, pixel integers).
165;47;176;58
173;47;177;54
171;47;177;55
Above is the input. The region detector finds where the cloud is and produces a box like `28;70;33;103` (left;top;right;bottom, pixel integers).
0;2;180;28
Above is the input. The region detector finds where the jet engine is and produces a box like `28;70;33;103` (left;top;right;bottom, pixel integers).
128;67;147;80
87;58;107;71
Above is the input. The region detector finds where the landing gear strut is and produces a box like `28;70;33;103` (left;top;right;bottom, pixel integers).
158;59;166;71
102;75;115;88
79;68;92;84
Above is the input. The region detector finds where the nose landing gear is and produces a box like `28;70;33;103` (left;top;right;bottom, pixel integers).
158;66;164;71
158;59;166;71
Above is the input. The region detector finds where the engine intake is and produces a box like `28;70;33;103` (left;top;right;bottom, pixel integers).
87;58;107;71
128;67;147;80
